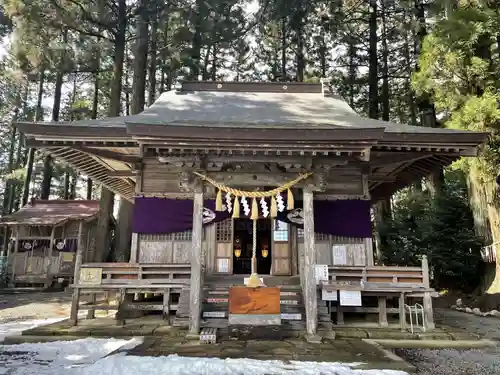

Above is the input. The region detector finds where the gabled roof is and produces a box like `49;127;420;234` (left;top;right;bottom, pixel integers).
0;200;100;226
16;81;488;144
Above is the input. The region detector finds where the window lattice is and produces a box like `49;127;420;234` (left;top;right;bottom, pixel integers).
297;228;329;242
273;220;289;242
216;218;232;242
167;230;192;241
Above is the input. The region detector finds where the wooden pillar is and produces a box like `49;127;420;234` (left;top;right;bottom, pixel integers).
378;296;389;327
10;227;19;287
422;255;435;329
303;187;318;337
130;233;139;263
46;226;56;282
399;292;406;331
70;221;86;325
188;185;203;336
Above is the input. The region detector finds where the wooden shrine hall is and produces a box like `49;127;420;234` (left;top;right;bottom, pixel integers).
15;80;488;340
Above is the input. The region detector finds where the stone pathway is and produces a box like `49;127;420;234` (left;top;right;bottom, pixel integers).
395;308;500;375
127;336;413;371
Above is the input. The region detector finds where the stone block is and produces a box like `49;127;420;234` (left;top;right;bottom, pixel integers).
333;328;369;339
366;330;416;340
228;325;283;340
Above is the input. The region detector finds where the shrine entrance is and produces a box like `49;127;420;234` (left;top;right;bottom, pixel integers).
232;218;272;275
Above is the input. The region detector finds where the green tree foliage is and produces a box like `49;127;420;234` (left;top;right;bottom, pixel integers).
380;171;484;291
412;0;500;291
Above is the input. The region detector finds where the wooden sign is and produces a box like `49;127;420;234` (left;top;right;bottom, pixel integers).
322;289;338;301
62;252;74;262
339;290;362;306
228;287;280;315
315;264;329;285
217;258;229;273
281;313;301;320
79;267;102;285
203;311;226;318
332;245;348;265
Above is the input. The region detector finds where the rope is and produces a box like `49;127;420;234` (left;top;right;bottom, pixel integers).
193;171;312;198
252;219;257;274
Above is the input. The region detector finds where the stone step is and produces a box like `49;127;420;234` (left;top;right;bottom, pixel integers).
202;304;304;313
205;290;301;297
201;311;305;320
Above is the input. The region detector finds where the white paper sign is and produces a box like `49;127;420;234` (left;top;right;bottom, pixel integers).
332;245;348;265
218;258;229;273
339;290;362;306
203;311;226;318
315;264;329;285
322;289;338;301
244;276;263;285
281;313;302;320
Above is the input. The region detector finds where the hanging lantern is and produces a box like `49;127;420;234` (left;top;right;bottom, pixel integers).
234;238;242;258
261;245;269;258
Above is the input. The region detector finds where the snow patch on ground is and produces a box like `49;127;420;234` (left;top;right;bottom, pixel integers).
0;318;408;375
0;337;143;375
0;318;66;343
85;355;409;375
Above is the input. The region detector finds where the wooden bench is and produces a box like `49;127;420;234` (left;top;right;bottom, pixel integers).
322;256;435;330
69;263;191;325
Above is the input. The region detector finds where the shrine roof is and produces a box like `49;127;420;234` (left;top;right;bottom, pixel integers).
0;200;100;226
15;81;488;145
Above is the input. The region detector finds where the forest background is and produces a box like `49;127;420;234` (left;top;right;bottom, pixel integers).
0;0;499;296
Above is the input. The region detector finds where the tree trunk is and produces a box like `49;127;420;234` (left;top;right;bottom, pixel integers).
86;179;93;200
63;172;70;200
380;1;390;122
414;0;442;195
211;45;217;81
94;187;115;262
294;8;305;82
190;0;204;80
114;198;134;261
281;17;287;81
114;0;150;261
70;173;77;199
94;0;126;262
22;70;45;206
2;118;17;215
347;36;356;107
148;6;158;106
131;0;149;114
368;0;378;119
108;0;127;118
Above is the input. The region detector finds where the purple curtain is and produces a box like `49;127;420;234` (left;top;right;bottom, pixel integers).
132;198;229;234
133;197;372;238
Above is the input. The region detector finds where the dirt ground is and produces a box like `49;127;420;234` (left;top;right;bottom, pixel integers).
0;291;73;323
395;308;500;375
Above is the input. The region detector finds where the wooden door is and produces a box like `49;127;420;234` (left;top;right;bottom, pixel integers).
272;220;291;275
215;218;233;274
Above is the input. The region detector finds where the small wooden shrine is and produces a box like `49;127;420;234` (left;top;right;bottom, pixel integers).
15;80;488;338
0;200;101;288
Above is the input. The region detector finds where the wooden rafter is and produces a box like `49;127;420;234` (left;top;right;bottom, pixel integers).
49;148;135;201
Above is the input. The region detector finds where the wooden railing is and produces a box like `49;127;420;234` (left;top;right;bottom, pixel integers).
323;265;430;293
75;263;191;289
70;263;192;326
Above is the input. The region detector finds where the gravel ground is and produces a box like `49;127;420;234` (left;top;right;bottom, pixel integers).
395;308;500;375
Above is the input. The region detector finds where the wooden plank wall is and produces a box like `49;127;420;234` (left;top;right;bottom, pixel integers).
298;233;373;267
141;158;185;193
